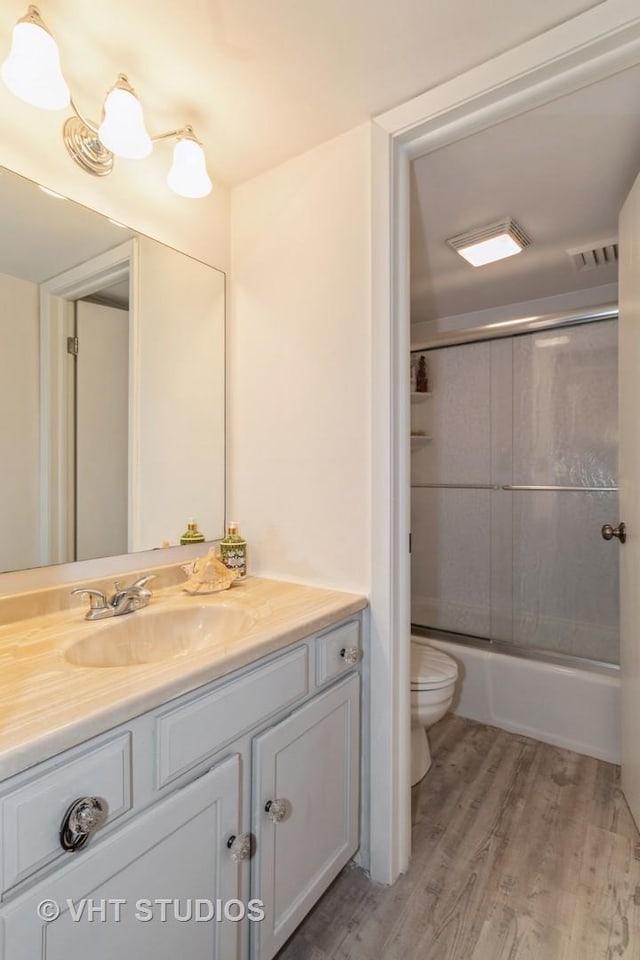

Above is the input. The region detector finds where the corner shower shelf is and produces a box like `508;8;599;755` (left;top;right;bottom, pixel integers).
411;434;432;445
411;392;432;402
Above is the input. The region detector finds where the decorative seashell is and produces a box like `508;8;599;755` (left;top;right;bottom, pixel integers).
181;548;240;594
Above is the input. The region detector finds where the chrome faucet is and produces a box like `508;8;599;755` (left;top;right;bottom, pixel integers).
72;575;156;620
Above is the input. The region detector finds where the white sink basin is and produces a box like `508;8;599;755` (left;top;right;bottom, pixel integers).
64;602;254;668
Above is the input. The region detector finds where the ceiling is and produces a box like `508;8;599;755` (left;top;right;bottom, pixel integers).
410;64;640;322
0;0;603;187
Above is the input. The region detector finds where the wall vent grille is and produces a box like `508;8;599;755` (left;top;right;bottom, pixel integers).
567;239;618;272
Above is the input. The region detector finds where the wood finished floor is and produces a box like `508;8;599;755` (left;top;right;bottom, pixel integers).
276;715;640;960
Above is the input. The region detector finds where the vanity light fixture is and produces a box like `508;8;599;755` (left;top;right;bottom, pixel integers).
447;218;530;267
1;5;213;199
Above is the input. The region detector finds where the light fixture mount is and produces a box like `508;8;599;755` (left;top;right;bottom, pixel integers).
63;115;114;176
447;217;530;267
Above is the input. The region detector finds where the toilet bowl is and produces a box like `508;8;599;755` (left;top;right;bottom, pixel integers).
411;642;458;785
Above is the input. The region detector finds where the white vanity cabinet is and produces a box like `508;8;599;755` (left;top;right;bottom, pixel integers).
1;756;242;960
251;673;359;960
0;613;364;960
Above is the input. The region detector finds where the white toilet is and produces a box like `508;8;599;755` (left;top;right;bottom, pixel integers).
410;641;458;785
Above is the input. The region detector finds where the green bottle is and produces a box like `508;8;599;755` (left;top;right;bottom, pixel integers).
220;522;247;578
180;519;205;545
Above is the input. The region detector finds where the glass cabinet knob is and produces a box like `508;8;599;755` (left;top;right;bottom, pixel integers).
264;798;290;823
340;646;362;665
226;833;252;862
59;796;109;852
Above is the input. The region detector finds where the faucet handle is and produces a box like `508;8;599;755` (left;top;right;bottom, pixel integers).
113;574;155;592
111;574;155;608
131;574;156;590
71;587;109;610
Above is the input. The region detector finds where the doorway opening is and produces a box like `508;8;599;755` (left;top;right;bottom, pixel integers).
369;6;640;882
39;241;132;565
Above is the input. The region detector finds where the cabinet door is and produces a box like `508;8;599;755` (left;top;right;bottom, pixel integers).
251;674;360;960
1;755;241;960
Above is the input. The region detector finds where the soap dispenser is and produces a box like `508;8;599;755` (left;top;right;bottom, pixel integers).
220;522;247;578
180;519;205;545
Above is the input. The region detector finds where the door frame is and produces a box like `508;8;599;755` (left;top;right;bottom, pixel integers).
369;1;640;884
39;240;134;564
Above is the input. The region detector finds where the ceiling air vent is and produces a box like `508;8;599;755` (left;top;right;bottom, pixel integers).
567;238;618;272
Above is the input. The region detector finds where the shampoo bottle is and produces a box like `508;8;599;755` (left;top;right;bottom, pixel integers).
220;522;247;578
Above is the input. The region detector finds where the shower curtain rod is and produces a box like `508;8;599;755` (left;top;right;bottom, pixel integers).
411;303;618;352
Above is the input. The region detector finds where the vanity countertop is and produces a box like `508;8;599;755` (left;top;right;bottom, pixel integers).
0;577;367;781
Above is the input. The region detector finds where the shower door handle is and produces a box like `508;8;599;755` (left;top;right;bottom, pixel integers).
601;522;626;543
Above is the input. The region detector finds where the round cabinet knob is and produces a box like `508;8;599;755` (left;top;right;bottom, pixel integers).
340;646;362;665
226;833;252;862
264;798;290;823
60;797;109;852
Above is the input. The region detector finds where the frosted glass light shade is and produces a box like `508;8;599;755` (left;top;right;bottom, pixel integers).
98;81;152;160
167;137;212;198
1;18;70;110
456;233;523;267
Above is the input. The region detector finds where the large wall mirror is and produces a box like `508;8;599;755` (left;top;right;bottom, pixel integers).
0;165;225;575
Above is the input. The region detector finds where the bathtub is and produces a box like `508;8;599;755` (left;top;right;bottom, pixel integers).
412;635;621;764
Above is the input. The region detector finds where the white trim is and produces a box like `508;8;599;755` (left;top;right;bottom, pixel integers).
128;239;142;552
370;123;412;884
377;0;640;144
369;0;640;884
39;241;133;564
38;295;73;564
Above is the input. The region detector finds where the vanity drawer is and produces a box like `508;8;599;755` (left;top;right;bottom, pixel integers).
155;644;309;788
1;732;132;894
316;619;362;686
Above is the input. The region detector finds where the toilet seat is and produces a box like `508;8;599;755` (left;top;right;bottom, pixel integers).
411;644;458;691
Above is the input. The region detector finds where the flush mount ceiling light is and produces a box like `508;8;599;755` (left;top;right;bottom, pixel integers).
1;5;213;199
447;218;530;267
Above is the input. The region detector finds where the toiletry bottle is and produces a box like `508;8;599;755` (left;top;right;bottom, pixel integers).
416;355;429;393
180;519;205;545
410;359;417;393
220;522;247;578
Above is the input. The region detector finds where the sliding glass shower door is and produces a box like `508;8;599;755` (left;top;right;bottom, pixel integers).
410;318;619;664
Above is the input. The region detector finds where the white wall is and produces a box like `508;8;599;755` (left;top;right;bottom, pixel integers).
228;124;372;592
0;272;40;571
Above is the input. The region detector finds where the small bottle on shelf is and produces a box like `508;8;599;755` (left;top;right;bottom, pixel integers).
415;355;429;393
219;522;247;578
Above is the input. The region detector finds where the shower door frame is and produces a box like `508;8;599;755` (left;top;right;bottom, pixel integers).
410;309;621;671
369;3;640;885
